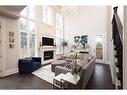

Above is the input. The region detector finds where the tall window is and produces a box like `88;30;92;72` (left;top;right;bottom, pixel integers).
20;6;36;57
56;13;64;54
42;6;53;25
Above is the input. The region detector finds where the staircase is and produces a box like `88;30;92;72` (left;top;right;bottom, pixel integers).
112;6;123;89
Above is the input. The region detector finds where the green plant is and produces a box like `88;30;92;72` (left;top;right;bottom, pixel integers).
39;42;43;50
71;65;81;75
39;42;42;47
62;40;68;54
62;40;68;46
96;42;102;48
70;52;81;75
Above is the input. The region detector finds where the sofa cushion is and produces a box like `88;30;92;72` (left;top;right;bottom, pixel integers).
81;54;93;62
21;58;32;64
25;57;32;60
87;55;93;61
79;53;85;59
51;60;68;72
76;58;88;68
52;60;67;65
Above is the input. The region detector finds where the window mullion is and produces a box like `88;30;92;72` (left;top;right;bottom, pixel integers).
20;6;36;57
26;7;30;56
46;8;48;24
55;12;64;54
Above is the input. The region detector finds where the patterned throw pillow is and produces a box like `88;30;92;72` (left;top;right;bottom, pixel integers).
65;62;75;69
76;58;88;67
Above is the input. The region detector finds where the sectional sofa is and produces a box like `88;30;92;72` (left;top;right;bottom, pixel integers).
53;54;96;89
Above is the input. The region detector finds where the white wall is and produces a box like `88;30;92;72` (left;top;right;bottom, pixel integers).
64;6;111;62
0;15;19;76
118;6;124;25
5;18;19;75
36;6;56;56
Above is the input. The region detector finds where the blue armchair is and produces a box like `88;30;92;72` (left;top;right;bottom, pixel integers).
18;57;42;73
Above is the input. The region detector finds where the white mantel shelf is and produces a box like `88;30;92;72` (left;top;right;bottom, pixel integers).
40;46;56;49
40;46;56;53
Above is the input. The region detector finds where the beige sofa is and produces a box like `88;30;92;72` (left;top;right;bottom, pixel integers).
54;55;96;89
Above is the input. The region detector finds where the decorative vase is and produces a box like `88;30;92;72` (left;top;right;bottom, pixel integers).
73;74;78;79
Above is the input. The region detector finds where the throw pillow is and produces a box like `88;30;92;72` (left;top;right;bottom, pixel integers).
65;62;75;69
87;55;93;62
76;58;88;67
78;53;84;59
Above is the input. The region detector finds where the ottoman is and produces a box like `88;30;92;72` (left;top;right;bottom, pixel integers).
51;60;68;72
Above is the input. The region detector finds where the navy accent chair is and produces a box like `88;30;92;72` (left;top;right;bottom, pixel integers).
18;57;41;73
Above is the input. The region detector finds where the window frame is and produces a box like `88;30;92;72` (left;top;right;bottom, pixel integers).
55;12;64;54
42;6;53;26
20;6;37;57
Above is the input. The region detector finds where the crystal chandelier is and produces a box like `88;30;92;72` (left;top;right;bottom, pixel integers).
61;6;77;16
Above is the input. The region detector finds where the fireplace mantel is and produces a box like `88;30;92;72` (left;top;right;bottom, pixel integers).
41;46;56;49
39;46;56;64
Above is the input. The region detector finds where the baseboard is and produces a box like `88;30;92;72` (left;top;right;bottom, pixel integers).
109;61;115;85
4;68;18;77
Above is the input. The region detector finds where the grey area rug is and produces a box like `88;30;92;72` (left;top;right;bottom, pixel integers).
32;65;55;84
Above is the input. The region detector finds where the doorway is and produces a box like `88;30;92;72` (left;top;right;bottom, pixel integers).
0;21;2;77
0;18;5;77
95;34;104;63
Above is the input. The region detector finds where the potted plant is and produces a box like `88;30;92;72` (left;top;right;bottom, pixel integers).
62;40;68;54
71;65;81;79
39;42;43;50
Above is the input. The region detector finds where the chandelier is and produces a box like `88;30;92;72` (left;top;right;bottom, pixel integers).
61;6;77;16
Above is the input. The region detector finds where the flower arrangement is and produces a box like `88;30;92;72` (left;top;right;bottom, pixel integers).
38;42;43;50
62;40;68;46
70;52;81;76
71;65;81;75
62;40;68;54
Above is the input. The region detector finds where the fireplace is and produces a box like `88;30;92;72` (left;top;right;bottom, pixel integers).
44;51;54;60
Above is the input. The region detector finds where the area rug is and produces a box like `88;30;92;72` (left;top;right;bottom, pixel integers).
32;65;55;84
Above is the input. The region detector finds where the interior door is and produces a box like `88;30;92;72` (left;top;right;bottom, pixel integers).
0;18;5;77
0;21;2;76
94;34;105;63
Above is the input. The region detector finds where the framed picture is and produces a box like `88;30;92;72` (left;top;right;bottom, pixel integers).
81;35;88;43
9;31;14;37
9;38;14;43
9;44;14;48
9;31;15;48
74;36;80;43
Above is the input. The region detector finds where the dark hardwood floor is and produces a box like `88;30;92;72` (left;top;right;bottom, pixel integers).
86;63;115;89
0;63;114;89
0;73;53;89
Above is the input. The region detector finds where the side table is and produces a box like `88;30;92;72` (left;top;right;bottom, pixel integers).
53;73;65;89
53;72;80;89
